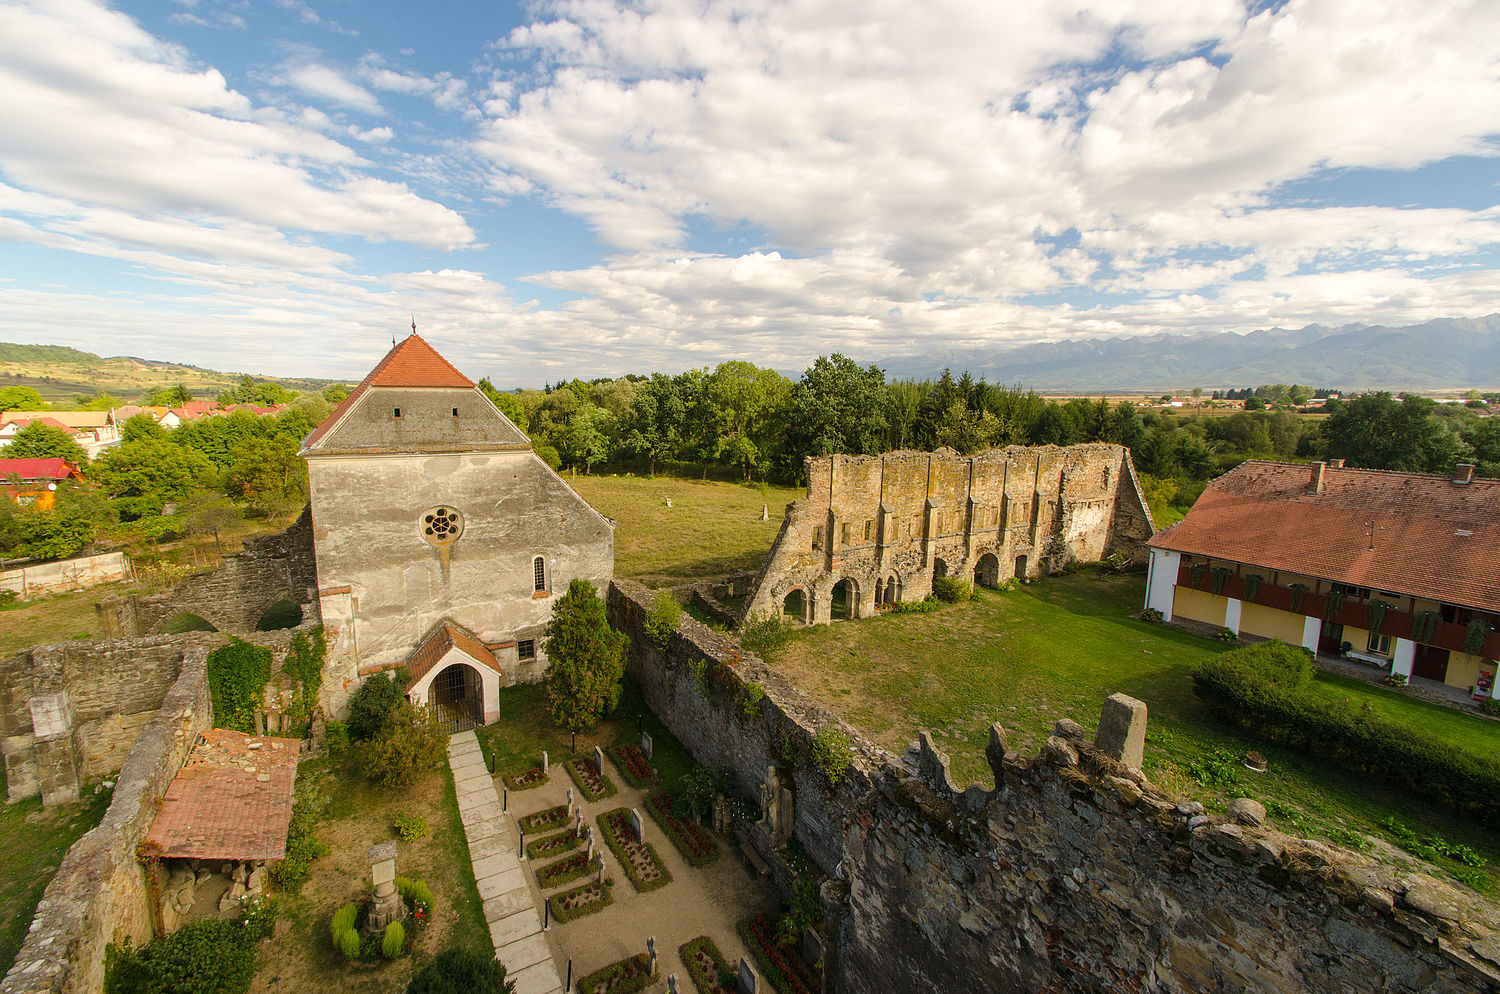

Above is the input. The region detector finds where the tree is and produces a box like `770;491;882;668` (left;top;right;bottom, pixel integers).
0;386;48;412
1;421;87;466
216;374;298;406
10;484;110;561
405;949;516;994
347;670;409;741
703;361;790;481
561;404;614;474
544;578;627;732
322;384;349;404
71;392;123;411
365;702;447;788
477;377;528;429
620;373;685;475
178;490;240;552
224;436;307;511
787;354;888;462
141;384;194;407
92;436;216;519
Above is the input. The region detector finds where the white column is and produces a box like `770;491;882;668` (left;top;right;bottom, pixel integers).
1145;549;1179;620
1300;615;1320;652
1224;597;1242;635
1391;638;1415;678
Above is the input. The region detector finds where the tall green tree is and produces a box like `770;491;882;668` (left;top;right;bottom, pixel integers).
92;435;215;519
544;578;628;732
703;361;790;481
0;386;48;412
620;372;686;475
1;421;87;465
141;384;194;407
787;354;888;463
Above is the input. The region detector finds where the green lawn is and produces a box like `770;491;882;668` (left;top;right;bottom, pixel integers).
570;475;800;588
476;681;698;797
768;570;1500;891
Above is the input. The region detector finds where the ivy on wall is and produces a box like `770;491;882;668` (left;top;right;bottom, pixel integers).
1242;575;1261;601
282;626;326;731
1412;611;1439;643
207;638;272;733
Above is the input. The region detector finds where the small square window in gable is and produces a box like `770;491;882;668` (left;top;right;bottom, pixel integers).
394;407;402;419
452;408;459;417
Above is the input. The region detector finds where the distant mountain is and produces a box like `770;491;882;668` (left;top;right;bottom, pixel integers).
877;315;1500;390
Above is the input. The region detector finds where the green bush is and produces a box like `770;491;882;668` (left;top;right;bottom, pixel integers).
381;922;405;959
890;596;943;615
643;592;682;651
931;576;973;603
347;670;409;741
394;813;428;841
741;682;766;717
811;725;852;786
281;626;326;728
330;903;357;941
405;949;516;994
334;925;361;960
206;638;272;733
365;703;447;788
1194;641;1500;825
410;880;435;913
105;918;261;994
740;612;794;656
325;720;350;757
395;876;414;899
271;775;329;891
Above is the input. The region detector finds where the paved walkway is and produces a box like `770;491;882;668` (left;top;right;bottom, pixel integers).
448;732;564;994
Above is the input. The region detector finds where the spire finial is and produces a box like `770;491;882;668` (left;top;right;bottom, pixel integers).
411;315;417;336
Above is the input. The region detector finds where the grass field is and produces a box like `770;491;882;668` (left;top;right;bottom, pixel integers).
766;570;1500;890
571;475;799;588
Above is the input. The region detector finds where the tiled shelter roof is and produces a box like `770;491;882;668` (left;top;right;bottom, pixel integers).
1148;460;1500;613
405;620;501;687
144;729;301;861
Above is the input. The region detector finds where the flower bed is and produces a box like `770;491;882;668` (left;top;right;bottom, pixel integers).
608;744;655;788
596;807;672;893
518;804;569;835
736;915;819;994
526;828;584;860
566;757;618;801
548;879;613;923
679;936;735;994
503;766;549;791
577;953;654;994
645;791;719;866
536;851;593;889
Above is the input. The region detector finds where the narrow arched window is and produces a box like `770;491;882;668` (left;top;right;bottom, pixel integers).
532;556;546;593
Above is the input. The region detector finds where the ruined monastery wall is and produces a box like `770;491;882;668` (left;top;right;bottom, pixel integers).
609;578;1500;993
744;444;1154;623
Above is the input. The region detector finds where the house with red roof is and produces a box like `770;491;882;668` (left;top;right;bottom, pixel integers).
1146;459;1500;697
0;410;122;459
0;458;85;509
301;332;614;726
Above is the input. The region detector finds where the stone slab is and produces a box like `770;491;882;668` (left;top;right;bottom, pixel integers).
488;906;541;947
449;744;482;761
508;960;563;994
468;832;515;860
465;815;510;843
471;851;515;880
451;755;487;774
496;931;551;972
458;790;495;814
482;886;533;922
476;865;527;901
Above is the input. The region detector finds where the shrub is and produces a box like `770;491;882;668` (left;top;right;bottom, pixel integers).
410;881;435;913
740;612;794;656
545;578;628;732
811;725;852;786
394;813;428;841
890;596;943;615
777;873;824;945
406;950;516;994
1194;641;1500;825
206;638;271;733
577;954;653;994
324;720;350;757
646;790;719;866
271;775;328;890
1465;618;1491;655
395;876;414;899
742;682;766;717
597;807;672;893
281;626;326;728
347;670;409;741
931;576;972;603
334;925;361;959
105;918;262;994
330;902;357;940
643;592;682;651
679;936;735;994
1387;673;1409;688
365;703;447;788
1216;627;1237;643
1141;608;1164;623
381;922;405;959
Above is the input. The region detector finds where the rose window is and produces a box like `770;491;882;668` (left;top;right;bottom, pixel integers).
420;506;463;546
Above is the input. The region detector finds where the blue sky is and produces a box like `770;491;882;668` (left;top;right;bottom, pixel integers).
0;0;1497;385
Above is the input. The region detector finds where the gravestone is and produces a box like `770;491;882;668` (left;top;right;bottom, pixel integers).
737;959;758;994
761;504;769;521
566;786;574;808
631;808;645;843
641;730;653;760
594;745;606;775
1094;693;1148;769
365;842;406;933
575;808;584;834
801;928;823;970
596;852;606;885
541;750;548;773
667;976;679;994
647;936;657;976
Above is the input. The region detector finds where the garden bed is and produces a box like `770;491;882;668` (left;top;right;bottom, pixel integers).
679;936;735;994
577;953;654;994
518;804;569;835
737;915;819;994
503;766;549;792
596;807;672;893
536;851;593;890
608;744;655;789
526;829;584;860
566;757;618;801
645;791;719;866
547;879;613;923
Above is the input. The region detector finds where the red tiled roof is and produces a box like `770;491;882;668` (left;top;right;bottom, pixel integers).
404;620;500;688
1149;461;1500;613
0;458;79;480
301;333;474;451
5;416;76;433
145;729;300;861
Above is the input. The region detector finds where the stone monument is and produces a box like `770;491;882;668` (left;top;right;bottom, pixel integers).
364;842;406;934
758;766;793;846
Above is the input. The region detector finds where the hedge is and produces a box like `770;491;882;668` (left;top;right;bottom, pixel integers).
1193;641;1500;825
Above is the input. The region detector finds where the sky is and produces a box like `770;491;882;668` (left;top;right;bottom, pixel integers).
0;0;1498;385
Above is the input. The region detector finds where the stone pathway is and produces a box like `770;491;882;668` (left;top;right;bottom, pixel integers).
448;732;564;994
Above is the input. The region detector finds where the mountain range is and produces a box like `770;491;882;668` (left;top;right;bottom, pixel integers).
877;315;1500;391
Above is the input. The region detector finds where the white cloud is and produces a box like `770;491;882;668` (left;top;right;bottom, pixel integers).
279;62;383;113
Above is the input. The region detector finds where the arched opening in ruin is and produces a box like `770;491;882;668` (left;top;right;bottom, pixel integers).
878;575;900;607
782;588;808;624
830;578;858;620
932;558;949;590
426;663;483;732
1014;554;1028;580
161;612;218;634
974;553;1000;589
255;599;303;631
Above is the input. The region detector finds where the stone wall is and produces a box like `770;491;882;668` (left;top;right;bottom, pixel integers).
0;553;131;600
608;578;1500;994
742;444;1154;623
95;507;319;638
0;654;211;994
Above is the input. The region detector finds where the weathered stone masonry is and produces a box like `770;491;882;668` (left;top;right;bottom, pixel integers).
743;444;1154;623
610;578;1500;993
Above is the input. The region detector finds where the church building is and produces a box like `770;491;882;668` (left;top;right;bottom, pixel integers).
300;333;614;726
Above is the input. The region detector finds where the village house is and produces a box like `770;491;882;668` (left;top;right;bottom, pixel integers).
0;457;86;509
1145;459;1500;698
0;411;120;460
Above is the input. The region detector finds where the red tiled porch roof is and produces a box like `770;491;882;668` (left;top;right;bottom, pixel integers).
404;619;501;689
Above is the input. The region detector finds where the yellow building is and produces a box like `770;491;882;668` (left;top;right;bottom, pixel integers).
1145;460;1500;696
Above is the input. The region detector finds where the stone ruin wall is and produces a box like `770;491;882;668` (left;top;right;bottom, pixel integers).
1;655;211;994
95;506;320;639
609;577;1500;993
743;444;1155;624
